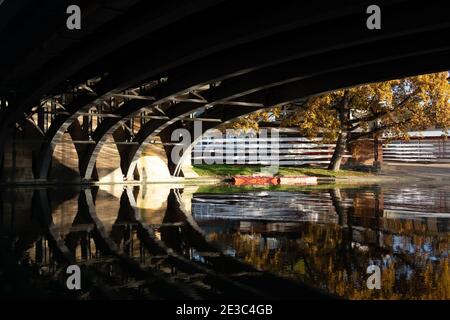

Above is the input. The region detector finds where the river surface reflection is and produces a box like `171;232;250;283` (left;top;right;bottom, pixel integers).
0;183;449;299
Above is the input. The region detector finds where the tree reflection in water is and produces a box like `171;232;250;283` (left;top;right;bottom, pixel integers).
1;184;449;299
194;185;450;299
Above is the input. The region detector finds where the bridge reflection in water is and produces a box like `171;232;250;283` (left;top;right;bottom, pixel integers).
0;184;449;299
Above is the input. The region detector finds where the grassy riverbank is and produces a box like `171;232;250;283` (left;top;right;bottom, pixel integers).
194;183;372;194
192;164;371;178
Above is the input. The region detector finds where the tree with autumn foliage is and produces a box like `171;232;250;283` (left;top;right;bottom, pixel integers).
284;72;450;171
229;72;450;171
229;107;283;131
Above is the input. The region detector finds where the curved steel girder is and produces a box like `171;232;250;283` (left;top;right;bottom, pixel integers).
245;50;450;108
25;2;450;179
202;30;450;104
2;0;441;140
81;102;202;179
77;26;450;180
130;49;450;178
34;94;97;179
77;95;168;178
34;77;123;179
153;1;450;100
124;105;212;180
0;0;350;126
206;50;450;120
125;105;262;180
36;118;88;180
36;80;167;179
171;106;268;177
124;49;450;178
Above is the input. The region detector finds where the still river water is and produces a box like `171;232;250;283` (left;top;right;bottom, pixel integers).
0;183;449;299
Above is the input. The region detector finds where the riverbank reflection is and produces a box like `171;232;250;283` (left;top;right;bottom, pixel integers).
0;183;448;299
193;185;450;299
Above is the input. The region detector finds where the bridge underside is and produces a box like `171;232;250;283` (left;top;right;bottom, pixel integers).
1;0;449;183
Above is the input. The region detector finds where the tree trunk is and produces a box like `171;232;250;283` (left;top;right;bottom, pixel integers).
328;91;350;172
329;188;345;225
328;131;348;171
